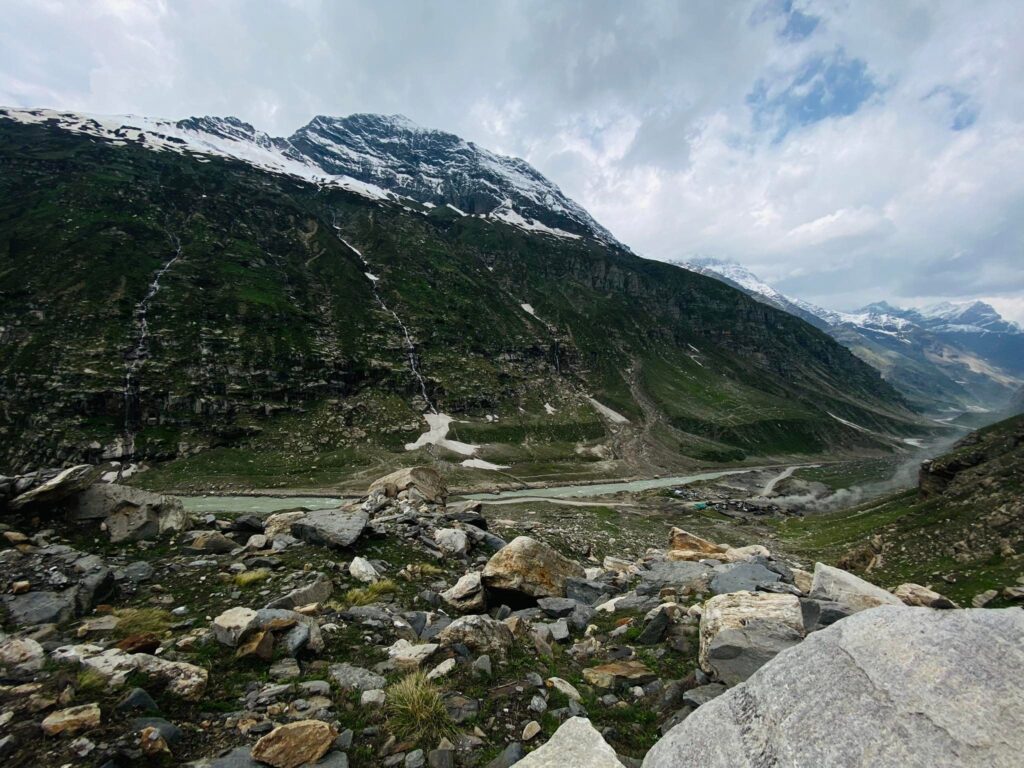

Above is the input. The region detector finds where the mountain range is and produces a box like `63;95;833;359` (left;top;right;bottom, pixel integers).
0;108;929;482
679;258;1024;417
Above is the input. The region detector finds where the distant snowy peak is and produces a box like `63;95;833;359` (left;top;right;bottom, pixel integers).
679;258;788;304
915;301;1020;334
0;107;614;246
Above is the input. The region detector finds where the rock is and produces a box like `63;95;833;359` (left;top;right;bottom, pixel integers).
441;572;486;613
809;563;901;613
516;717;624;767
0;636;45;675
668;527;723;555
116;687;159;713
124;561;155;582
236;628;275;661
10;465;101;510
437;614;515;659
681;683;727;708
187;531;237;554
893;583;958;609
40;703;101;736
709;562;780;595
434;528;469;556
369;466;447;503
264;510;307;538
265;572;333;610
481;536;585;600
972;589;999;608
360;689;386;708
73;484;190;542
472;655;492;677
799;598;854;633
213;607;259;647
2;590;77;625
349;556;379;583
291;508;369;549
387;639;439;669
546;676;582;701
565;578;608;605
583;660;656;689
406;749;426;768
536;597;580;618
329;662;386;691
699;591;805;686
636;608;671;645
522;721;541;741
643;607;1024;768
251;720;336;768
485;742;525;768
269;658;301;681
443;692;479;723
791;567;813;593
53;644;208;700
720;545;771;562
638;561;711;592
427;658;457;680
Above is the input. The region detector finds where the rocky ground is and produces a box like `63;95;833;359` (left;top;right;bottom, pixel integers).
0;463;1021;767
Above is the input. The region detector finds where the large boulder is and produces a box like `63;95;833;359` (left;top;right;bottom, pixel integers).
481;536;585;601
368;466;447;503
699;591;805;686
517;717;624;767
441;572;486;613
437;614;515;659
668;527;724;555
71;484;190;542
290;508;368;549
809;562;902;613
644;607;1024;768
251;720;336;768
9;464;102;510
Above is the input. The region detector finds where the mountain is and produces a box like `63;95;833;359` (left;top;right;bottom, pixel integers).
0;108;924;484
777;413;1024;606
679;258;1024;416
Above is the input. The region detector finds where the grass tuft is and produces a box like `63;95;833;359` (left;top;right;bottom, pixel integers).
385;671;457;744
76;667;108;696
345;579;398;606
234;568;272;587
112;607;173;638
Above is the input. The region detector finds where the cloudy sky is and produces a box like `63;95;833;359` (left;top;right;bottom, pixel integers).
3;0;1023;321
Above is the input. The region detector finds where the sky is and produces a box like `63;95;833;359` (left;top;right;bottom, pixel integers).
2;0;1023;323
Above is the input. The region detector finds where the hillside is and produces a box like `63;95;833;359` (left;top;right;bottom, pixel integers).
775;413;1024;604
680;258;1023;415
0;111;924;486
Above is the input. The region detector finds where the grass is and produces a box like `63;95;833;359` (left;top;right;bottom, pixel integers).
112;607;173;639
75;667;109;697
384;672;457;745
234;568;271;587
344;579;399;606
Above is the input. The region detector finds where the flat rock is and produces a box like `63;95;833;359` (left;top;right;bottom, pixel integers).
251;720;336;768
2;590;77;626
264;572;333;610
699;591;805;686
639;561;711;592
213;607;258;647
643;606;1024;768
517;717;624;767
291;509;369;549
583;660;656;689
809;562;901;613
709;562;780;595
41;703;102;736
329;663;386;692
10;465;101;510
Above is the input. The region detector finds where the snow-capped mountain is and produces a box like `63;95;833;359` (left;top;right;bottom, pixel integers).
0;107;615;245
678;258;1024;414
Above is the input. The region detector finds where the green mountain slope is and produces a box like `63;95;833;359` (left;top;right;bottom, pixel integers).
0;118;926;484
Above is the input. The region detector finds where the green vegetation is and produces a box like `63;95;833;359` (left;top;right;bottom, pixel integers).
344;579;399;606
234;568;271;587
112;607;173;638
384;672;457;744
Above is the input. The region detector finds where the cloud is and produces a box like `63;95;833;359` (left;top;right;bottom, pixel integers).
1;0;1022;317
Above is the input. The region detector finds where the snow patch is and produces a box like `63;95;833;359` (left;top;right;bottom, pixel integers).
364;272;380;283
587;397;629;424
544;403;557;415
404;413;478;456
520;303;536;316
461;458;511;471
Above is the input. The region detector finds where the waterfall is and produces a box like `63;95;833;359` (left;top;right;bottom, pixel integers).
333;228;436;414
123;233;183;454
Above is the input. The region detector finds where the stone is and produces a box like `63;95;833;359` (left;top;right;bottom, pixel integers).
329;663;387;692
264;510;307;538
187;531;237;554
546;676;582;701
485;742;525;768
537;597;580;618
387;639;439;669
10;465;101;510
709;562;781;595
434;528;469;556
236;628;275;661
583;660;656;689
0;636;45;674
791;567;813;593
406;749;426;768
565;578;608;605
522;721;541;740
699;591;805;686
2;590;77;625
481;536;585;600
441;572;486;613
73;484;189;542
643;607;1024;768
668;527;723;555
251;720;336;768
265;572;333;610
52;644;208;700
124;561;155;582
472;655;492;677
349;556;380;583
437;614;515;659
893;583;958;609
213;607;259;647
427;658;457;680
636;608;671;645
361;689;386;708
972;589;999;608
516;717;624;767
799;598;855;633
40;703;101;736
639;561;711;592
368;466;447;503
809;562;901;613
291;508;369;549
270;658;301;681
443;693;479;723
720;545;772;562
116;687;159;713
681;683;727;708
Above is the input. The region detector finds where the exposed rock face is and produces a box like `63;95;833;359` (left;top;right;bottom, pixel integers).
71;484;190;542
290;509;368;549
644;607;1024;768
516;717;624;767
699;591;805;686
809;562;902;612
52;644;209;700
368;466;447;503
250;720;336;768
8;465;102;510
481;536;585;601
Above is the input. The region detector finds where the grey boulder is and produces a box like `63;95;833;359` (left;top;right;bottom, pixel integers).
516;717;623;767
644;606;1024;768
290;508;369;549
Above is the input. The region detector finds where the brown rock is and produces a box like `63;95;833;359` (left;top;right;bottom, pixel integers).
893;583;959;609
368;466;447;503
116;633;162;654
236;628;275;661
11;580;30;594
668;527;723;555
481;536;585;599
251;720;336;768
582;660;656;689
40;703;101;736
